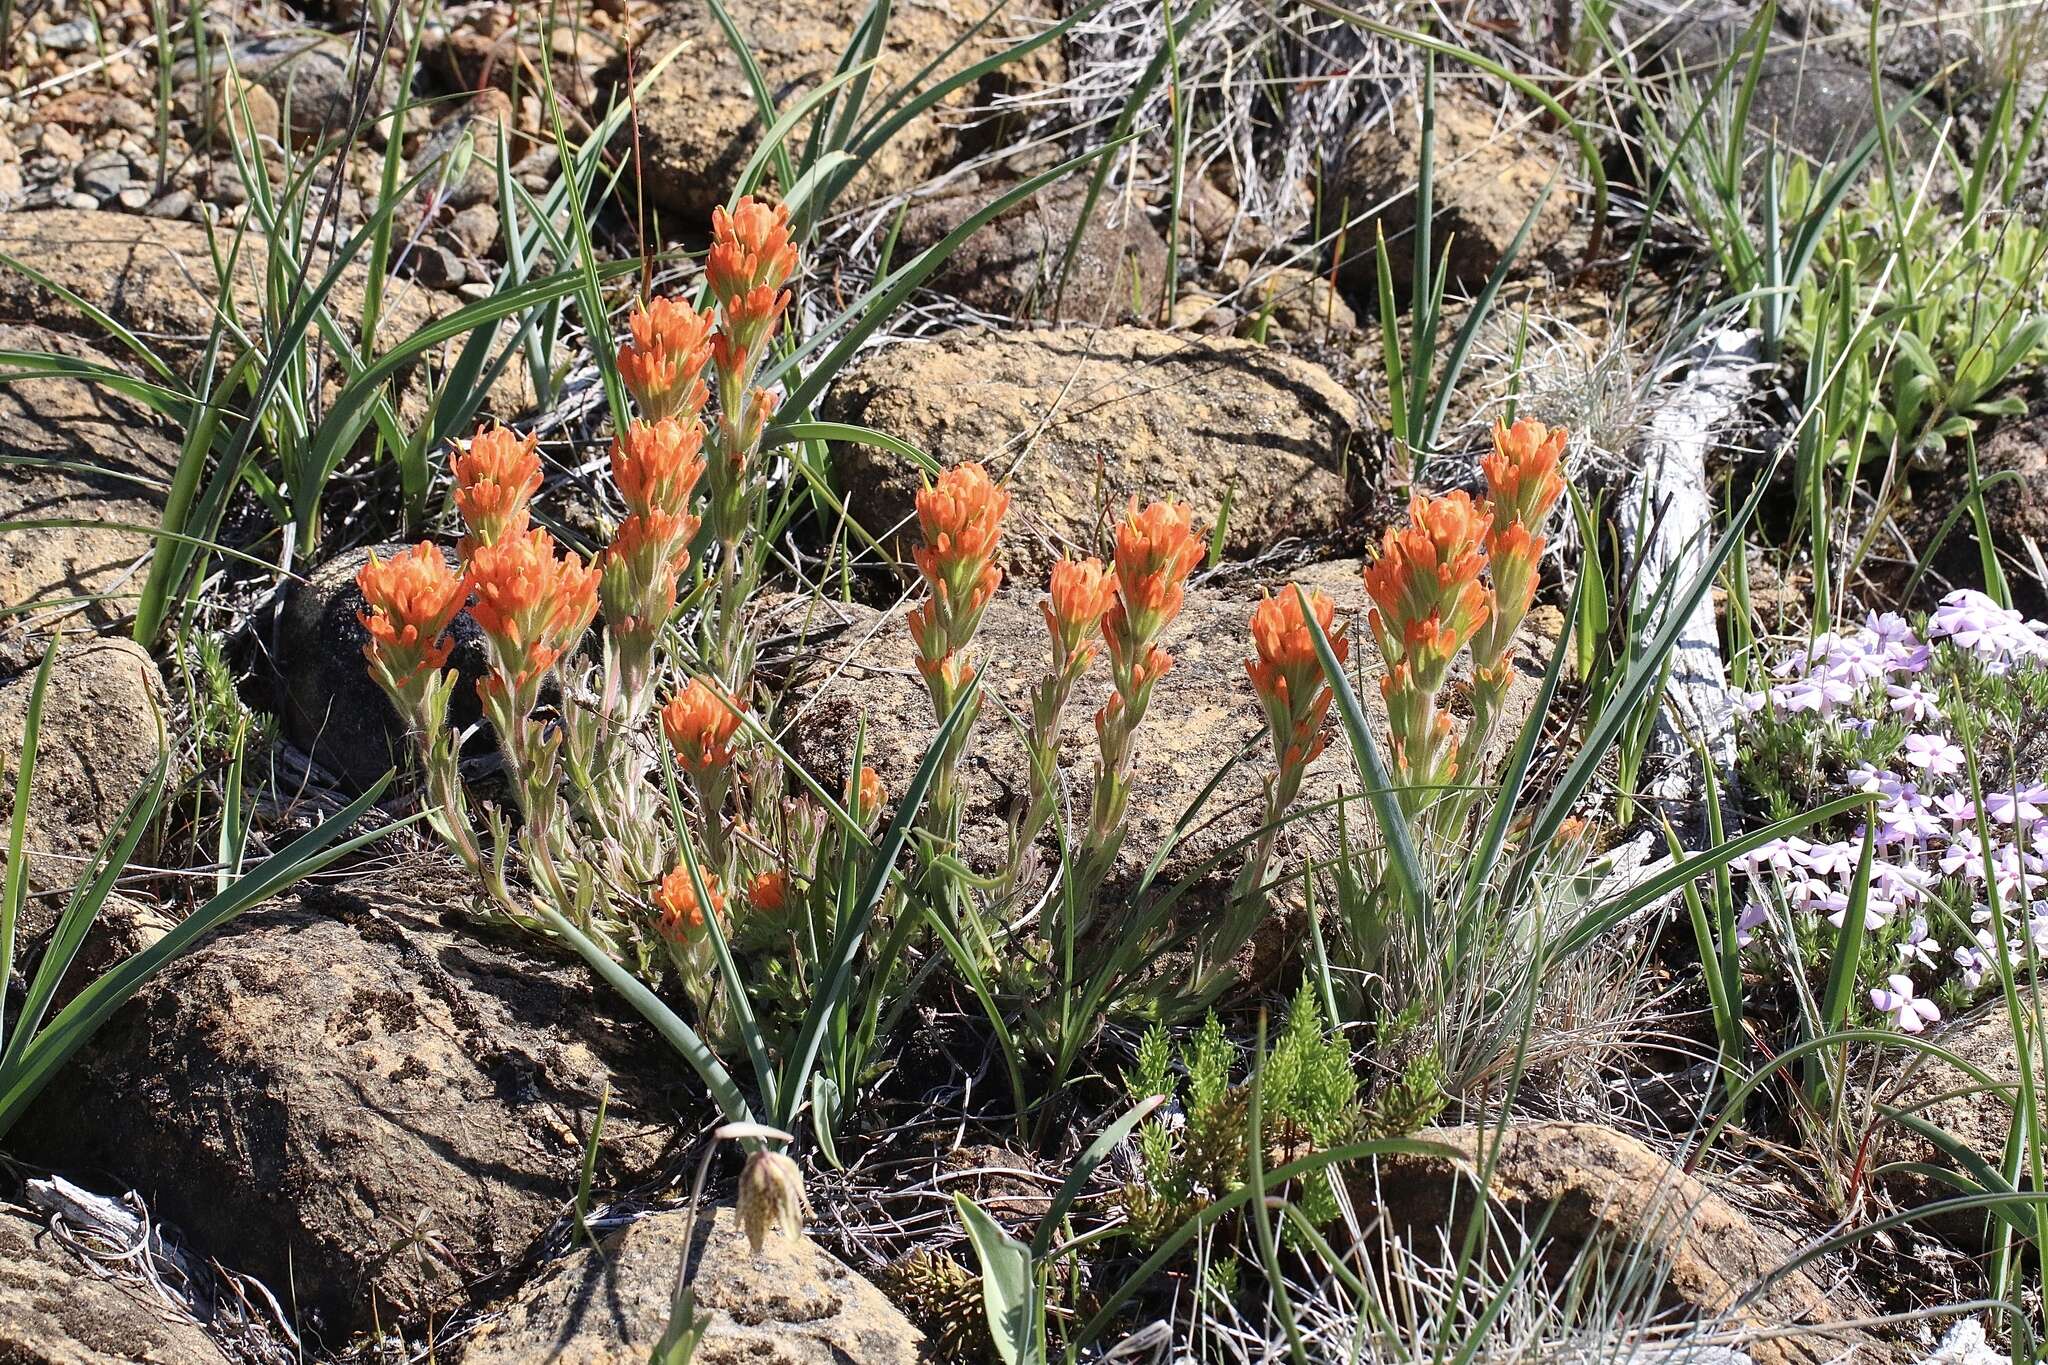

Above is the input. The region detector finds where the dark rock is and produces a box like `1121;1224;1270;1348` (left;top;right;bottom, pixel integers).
16;862;689;1339
277;542;492;794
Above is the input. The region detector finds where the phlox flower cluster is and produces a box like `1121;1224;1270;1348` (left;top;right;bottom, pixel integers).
1733;592;2048;1033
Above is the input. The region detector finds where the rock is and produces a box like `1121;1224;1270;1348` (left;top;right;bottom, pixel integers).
1627;12;1925;167
182;34;397;148
36;18;96;54
0;637;168;896
1868;1004;2042;1247
413;241;467;288
0;323;179;627
15;863;688;1339
39;90;154;136
412;89;516;212
445;203;501;257
193;70;283;148
33;122;84;162
143;188;193;219
458;1205;921;1364
770;558;1545;921
612;0;1062;221
1331;91;1574;296
0;1204;226;1365
1236;265;1357;344
74;152;131;201
0;209;425;365
277;542;497;794
895;174;1170;323
824;326;1368;580
1359;1123;1875;1365
0;210;536;419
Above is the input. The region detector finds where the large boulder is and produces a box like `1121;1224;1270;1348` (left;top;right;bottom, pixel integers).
895;173;1171;324
178;33;400;148
0;1204;227;1365
0;636;168;898
457;1205;922;1364
824;326;1369;580
15;862;693;1340
0;323;179;627
1359;1123;1876;1365
0;209;435;368
769;558;1547;925
276;541;497;793
1330;91;1576;297
611;0;1061;222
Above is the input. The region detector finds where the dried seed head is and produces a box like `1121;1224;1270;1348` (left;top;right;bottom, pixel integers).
737;1148;804;1254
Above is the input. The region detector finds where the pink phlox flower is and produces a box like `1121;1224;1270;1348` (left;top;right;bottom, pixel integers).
1871;974;1941;1032
1901;732;1965;777
1886;682;1942;724
1896;916;1942;969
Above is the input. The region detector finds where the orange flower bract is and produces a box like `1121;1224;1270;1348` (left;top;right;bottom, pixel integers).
914;463;1010;601
1247;588;1345;770
1112;498;1203;633
466;526;601;688
1042;555;1115;666
662;676;744;772
1362;491;1492;673
747;869;790;914
1482;417;1567;533
655;866;725;942
453;426;542;554
707;197;798;304
356;543;469;689
854;765;885;821
617;295;713;422
610;418;708;522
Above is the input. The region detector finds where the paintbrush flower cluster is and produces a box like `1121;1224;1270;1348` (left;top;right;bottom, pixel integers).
1362;418;1566;809
1733;592;2048;1028
356;198;828;1019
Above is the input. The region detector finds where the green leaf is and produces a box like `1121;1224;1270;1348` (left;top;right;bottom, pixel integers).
956;1193;1039;1365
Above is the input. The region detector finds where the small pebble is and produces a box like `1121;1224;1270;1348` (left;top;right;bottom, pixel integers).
115;185;150;210
36;18;96;54
145;188;193;218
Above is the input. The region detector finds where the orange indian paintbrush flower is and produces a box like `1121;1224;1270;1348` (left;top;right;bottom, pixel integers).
1247;587;1346;770
356;543;470;692
1112;498;1204;635
617;295;714;423
907;463;1009;695
452;426;542;555
1042;555;1116;669
662;676;744;773
707;197;798;304
466;526;601;692
854;765;885;822
655;866;724;942
1362;491;1492;681
610;418;708;523
1480;417;1567;533
746;869;790;914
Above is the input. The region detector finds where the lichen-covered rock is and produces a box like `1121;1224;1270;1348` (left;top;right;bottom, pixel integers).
896;174;1170;324
1331;91;1575;296
15;861;690;1339
0;636;168;896
457;1205;922;1365
0;1204;226;1365
824;326;1369;580
770;559;1545;923
1360;1123;1877;1365
611;0;1061;221
0;323;178;627
277;541;497;793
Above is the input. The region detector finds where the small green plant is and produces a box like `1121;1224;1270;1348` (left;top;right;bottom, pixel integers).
1119;988;1359;1247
